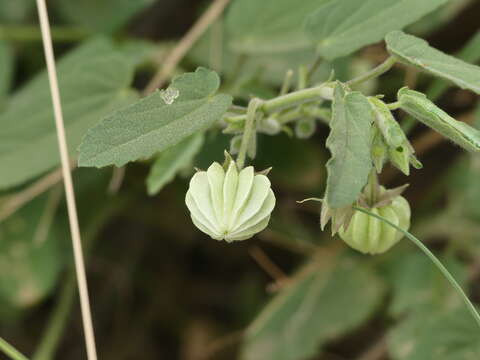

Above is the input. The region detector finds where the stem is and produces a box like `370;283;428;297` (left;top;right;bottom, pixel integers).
237;99;262;169
225;104;329;129
386;101;400;110
0;339;28;360
346;56;396;87
307;56;323;82
280;69;294;96
297;65;308;90
354;206;480;329
0;25;89;42
261;84;331;113
366;170;379;205
32;279;76;360
35;1;98;358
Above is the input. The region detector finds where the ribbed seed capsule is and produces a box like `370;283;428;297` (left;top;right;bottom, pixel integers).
185;161;275;242
339;196;411;254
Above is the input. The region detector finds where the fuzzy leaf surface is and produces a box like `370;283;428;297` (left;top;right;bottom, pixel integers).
0;38;135;189
386;31;480;94
79;68;232;168
226;0;332;54
305;0;447;60
398;87;480;152
325;83;373;209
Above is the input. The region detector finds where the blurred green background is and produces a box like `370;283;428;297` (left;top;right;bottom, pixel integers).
1;0;480;359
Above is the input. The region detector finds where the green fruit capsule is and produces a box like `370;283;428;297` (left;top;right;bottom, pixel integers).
185;161;275;242
339;196;411;254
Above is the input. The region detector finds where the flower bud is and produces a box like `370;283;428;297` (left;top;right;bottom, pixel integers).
295;118;316;139
185;160;275;242
371;126;388;173
370;97;422;175
339;195;411;254
258;117;281;135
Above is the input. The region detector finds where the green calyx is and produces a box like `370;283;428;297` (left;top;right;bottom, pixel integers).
339;194;411;255
338;173;411;255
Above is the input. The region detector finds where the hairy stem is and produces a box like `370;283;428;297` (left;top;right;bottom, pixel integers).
354;206;480;329
261;84;332;113
346;56;396;87
237;99;262;169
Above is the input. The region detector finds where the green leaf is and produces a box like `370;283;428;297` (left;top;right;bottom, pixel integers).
427;30;480;100
78;67;232;168
325;82;373;208
386;30;480;94
190;26;350;91
226;0;332;54
0;0;35;23
387;252;468;317
146;133;204;195
397;87;480;152
0;194;66;309
305;0;447;60
0;41;13;109
241;257;384;360
56;0;154;33
388;307;480;360
0;38;136;190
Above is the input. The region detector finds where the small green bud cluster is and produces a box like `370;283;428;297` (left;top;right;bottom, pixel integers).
370;97;422;175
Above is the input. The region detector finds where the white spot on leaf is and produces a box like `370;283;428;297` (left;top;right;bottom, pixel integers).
160;87;179;105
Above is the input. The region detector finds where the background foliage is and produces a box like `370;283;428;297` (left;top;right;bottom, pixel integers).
1;0;480;359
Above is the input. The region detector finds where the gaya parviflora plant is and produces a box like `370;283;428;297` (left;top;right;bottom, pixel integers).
78;31;480;327
185;33;480;252
181;32;480;326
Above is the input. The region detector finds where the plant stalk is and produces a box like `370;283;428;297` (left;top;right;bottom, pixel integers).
0;25;88;42
261;84;332;113
346;56;396;87
236;98;262;169
0;339;29;360
354;206;480;329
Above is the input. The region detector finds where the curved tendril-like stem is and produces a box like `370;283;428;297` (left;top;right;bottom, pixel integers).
353;206;480;329
0;338;29;360
237;98;262;170
346;56;397;87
